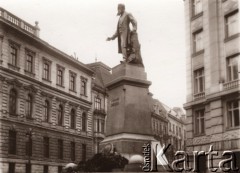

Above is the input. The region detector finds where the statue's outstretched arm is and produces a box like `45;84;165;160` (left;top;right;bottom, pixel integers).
111;30;118;40
128;13;137;32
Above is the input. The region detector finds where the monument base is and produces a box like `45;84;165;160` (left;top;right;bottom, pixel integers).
101;62;155;161
101;133;156;159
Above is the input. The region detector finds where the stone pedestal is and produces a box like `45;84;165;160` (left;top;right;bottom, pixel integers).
101;63;155;159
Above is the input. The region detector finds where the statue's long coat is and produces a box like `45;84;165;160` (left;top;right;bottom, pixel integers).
111;12;137;53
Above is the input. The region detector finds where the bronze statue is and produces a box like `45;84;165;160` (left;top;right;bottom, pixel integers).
106;4;144;66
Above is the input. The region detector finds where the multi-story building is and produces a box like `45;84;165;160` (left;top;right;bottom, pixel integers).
151;99;169;146
151;99;186;162
168;107;186;152
87;62;111;154
0;8;94;173
184;0;240;172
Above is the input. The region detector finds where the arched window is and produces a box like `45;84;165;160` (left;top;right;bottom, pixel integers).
44;100;50;122
9;89;17;115
58;105;64;126
70;109;75;129
26;94;33;118
82;112;87;131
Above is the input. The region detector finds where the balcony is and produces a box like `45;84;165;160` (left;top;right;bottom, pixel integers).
93;109;106;115
193;92;205;100
223;80;240;90
94;132;105;139
0;7;39;37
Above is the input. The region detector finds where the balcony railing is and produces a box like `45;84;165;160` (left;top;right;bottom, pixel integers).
0;7;39;37
93;109;106;115
94;132;105;139
223;80;240;90
193;92;205;100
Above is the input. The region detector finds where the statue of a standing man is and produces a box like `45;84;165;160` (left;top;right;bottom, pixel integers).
106;4;137;60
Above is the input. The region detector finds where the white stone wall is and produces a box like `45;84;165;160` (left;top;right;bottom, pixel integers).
184;0;240;157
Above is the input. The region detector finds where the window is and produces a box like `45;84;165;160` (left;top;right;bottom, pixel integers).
9;130;16;154
57;69;64;86
26;137;32;156
82;112;87;131
179;127;182;137
225;11;239;38
227;100;239;128
155;122;158;132
70;109;76;129
82;144;87;161
193;30;203;53
195;109;205;135
43;63;50;81
96;119;105;133
58;166;62;173
10;45;17;66
44;100;50;122
194;68;205;93
26;94;33;118
9;163;15;173
58;139;63;159
43;137;49;158
227;56;239;81
43;165;48;173
101;120;105;133
57;105;64;126
192;0;203;16
9;89;17;115
25;51;34;73
94;97;101;110
26;163;31;173
81;77;87;96
154;121;157;132
152;119;154;131
96;141;100;153
70;142;75;161
176;139;179;150
69;72;76;91
95;120;97;132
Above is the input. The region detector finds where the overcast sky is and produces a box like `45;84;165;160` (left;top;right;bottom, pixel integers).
0;0;186;109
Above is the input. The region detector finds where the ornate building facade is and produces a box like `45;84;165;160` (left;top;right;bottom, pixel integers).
151;99;186;162
184;0;240;172
87;62;111;154
0;8;94;173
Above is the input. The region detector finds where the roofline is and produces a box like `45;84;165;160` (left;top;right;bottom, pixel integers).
168;113;185;123
87;62;111;71
0;7;94;75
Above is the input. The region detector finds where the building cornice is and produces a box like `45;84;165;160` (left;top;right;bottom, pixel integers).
168;113;185;124
151;112;168;122
0;117;93;140
0;66;92;107
184;89;240;109
92;84;107;94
